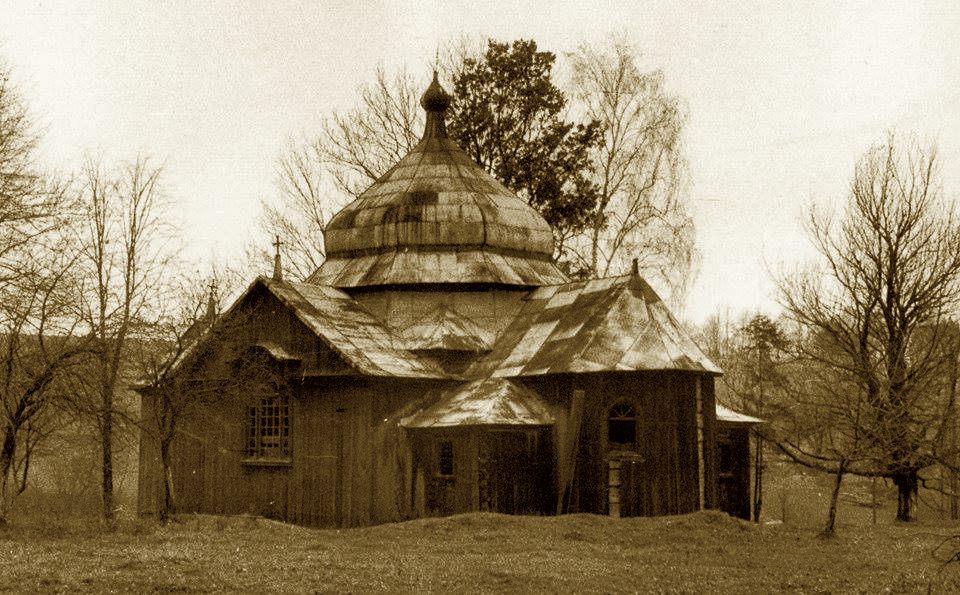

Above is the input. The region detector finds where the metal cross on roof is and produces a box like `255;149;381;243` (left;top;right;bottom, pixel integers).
272;235;283;282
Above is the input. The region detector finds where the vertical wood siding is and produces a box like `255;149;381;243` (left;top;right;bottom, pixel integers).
142;294;718;526
523;371;716;518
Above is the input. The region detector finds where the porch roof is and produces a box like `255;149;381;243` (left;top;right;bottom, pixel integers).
400;378;554;427
716;404;763;424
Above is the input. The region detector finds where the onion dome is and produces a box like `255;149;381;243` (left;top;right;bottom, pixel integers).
309;72;568;288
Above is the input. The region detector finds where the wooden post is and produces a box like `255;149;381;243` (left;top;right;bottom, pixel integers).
696;377;705;510
557;389;586;515
414;467;425;518
608;460;621;518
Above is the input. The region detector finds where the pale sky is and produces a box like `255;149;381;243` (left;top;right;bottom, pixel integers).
3;0;959;323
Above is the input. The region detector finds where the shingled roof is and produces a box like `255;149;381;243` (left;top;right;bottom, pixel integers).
466;274;722;378
224;278;448;379
264;278;451;378
400;378;554;427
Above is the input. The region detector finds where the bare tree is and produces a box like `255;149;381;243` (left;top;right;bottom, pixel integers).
135;269;283;522
269;39;695;291
254;140;338;281
318;65;424;199
0;67;68;277
133;274;221;522
0;248;95;523
0;68;39;232
69;155;177;526
0;61;94;523
262;67;423;279
774;133;960;522
566;36;695;298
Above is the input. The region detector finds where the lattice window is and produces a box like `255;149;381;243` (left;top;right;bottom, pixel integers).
608;402;637;446
246;392;290;460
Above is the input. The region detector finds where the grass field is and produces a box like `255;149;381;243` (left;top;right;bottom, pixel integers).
2;509;960;592
4;459;960;592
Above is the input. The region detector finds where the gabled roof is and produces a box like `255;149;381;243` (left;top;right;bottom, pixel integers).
258;278;448;378
400;378;554;427
153;277;450;384
467;274;721;378
394;302;494;352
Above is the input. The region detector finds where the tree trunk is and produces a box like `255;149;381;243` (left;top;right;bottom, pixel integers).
893;471;918;522
101;395;115;527
0;427;16;524
753;436;763;522
160;438;176;522
0;428;15;484
823;460;846;537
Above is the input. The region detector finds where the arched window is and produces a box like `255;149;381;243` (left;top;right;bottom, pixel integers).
608;402;637;446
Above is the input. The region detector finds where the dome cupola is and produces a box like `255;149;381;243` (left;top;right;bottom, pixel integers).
309;72;567;288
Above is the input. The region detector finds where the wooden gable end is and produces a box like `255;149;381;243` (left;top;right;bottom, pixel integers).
187;283;355;383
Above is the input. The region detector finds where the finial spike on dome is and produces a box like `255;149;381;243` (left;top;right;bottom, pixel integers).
419;71;451;141
420;71;451;113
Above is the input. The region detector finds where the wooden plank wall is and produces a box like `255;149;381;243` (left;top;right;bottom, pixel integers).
136;391;162;517
700;376;719;510
163;372;443;527
155;296;719;525
527;371;716;518
287;377;439;527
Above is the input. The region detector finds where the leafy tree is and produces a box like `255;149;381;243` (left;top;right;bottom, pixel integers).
567;36;694;294
774;133;960;522
696;310;792;524
447;39;603;258
738;315;791;412
269;39;605;276
269;37;691;289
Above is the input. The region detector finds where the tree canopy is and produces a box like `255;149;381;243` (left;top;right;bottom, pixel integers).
774;133;960;522
266;37;693;293
447;39;602;255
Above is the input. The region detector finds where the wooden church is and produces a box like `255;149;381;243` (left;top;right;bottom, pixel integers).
138;75;729;527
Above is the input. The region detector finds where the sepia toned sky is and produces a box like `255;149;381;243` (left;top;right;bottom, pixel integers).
2;0;959;323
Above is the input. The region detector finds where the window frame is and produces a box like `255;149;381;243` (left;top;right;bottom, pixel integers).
243;387;292;465
607;401;638;448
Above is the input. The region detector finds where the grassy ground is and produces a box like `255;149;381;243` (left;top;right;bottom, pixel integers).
2;510;960;593
5;458;960;592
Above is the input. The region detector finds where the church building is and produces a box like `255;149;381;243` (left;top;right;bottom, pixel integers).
138;75;728;527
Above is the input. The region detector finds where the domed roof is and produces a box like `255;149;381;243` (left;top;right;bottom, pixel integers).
308;73;568;288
